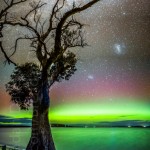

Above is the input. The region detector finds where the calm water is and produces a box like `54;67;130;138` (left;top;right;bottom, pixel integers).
0;127;150;150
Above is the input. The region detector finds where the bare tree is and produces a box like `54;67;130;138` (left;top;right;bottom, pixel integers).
0;0;100;149
0;0;28;65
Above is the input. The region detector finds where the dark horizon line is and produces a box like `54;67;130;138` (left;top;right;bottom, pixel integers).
0;125;150;128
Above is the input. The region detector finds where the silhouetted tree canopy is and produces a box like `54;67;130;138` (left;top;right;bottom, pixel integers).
5;63;41;109
6;50;77;109
1;0;100;109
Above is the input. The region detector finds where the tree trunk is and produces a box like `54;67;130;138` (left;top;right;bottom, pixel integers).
26;80;56;150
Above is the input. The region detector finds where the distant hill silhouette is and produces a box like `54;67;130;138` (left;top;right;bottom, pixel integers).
0;115;150;128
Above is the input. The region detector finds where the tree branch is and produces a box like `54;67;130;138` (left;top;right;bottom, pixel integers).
24;0;46;20
45;0;100;69
0;41;17;66
10;36;38;58
0;0;27;20
41;0;65;40
55;0;100;53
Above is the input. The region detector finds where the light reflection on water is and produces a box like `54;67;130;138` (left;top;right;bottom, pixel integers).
0;127;150;150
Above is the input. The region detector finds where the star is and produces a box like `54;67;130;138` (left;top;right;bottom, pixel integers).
87;75;94;80
113;43;126;55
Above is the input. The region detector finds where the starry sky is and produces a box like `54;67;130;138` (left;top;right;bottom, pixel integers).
0;0;150;126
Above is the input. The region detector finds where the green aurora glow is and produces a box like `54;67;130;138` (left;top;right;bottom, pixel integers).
1;97;150;124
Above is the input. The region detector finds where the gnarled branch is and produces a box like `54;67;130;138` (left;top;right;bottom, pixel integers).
0;41;17;65
45;0;100;70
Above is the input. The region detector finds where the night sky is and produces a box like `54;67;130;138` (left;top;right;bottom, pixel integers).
0;0;150;126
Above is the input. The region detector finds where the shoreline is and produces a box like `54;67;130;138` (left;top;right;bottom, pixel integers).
0;143;25;150
0;125;150;128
